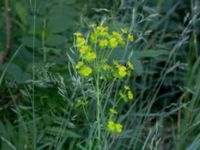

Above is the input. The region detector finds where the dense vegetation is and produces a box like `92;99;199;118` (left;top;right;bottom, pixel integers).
0;0;200;149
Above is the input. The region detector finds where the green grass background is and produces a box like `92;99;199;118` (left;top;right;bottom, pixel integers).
0;0;200;149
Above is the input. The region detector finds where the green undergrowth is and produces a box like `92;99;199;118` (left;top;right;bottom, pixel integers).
0;0;200;150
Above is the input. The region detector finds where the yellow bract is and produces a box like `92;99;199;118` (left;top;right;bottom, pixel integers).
90;32;98;43
79;45;92;55
99;39;109;48
124;85;130;90
112;31;125;45
109;108;118;115
113;61;127;79
75;61;84;69
128;90;134;100
82;52;96;62
109;37;118;48
128;61;134;70
107;120;122;134
73;32;82;37
121;28;128;34
115;123;122;133
124;85;134;101
76;36;86;47
96;26;109;37
79;65;92;78
118;65;127;78
103;64;112;71
128;33;134;42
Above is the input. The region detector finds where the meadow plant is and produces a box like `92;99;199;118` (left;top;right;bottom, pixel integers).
71;24;135;148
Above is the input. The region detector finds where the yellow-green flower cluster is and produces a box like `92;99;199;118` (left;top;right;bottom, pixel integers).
72;24;136;136
120;85;134;102
76;61;92;78
121;28;135;42
89;25;127;49
102;60;134;80
75;99;88;108
113;61;127;79
74;32;97;78
109;108;118;115
74;32;86;47
107;120;122;134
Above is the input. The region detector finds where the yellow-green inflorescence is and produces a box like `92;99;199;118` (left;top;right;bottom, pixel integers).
73;24;135;134
119;85;134;102
107;120;123;134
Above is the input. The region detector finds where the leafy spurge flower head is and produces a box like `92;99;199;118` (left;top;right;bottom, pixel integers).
109;108;118;115
128;33;134;42
99;39;109;48
82;51;96;62
96;26;109;37
79;65;92;78
74;33;86;47
79;45;92;55
107;120;122;134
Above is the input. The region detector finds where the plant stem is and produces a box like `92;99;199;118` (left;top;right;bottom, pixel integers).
0;0;12;64
96;71;101;149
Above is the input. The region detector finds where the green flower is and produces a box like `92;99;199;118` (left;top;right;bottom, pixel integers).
118;65;127;78
96;26;109;37
90;32;98;43
127;33;134;42
99;39;109;48
107;120;122;134
112;31;125;45
109;37;118;48
109;108;118;115
76;36;86;47
120;85;134;101
121;28;128;34
128;90;134;100
76;61;84;69
79;65;92;78
82;52;96;62
79;45;92;55
127;61;134;70
113;61;127;79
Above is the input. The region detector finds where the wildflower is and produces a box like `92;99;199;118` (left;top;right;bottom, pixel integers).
113;61;127;79
107;120;123;134
75;99;88;107
76;36;86;47
127;33;134;42
109;37;118;48
103;64;112;71
122;85;134;101
82;52;96;62
79;45;92;55
121;28;128;34
107;120;116;133
109;108;118;115
124;85;130;90
89;24;96;28
112;32;125;45
90;32;98;43
118;65;127;78
79;65;92;78
96;26;109;37
127;61;134;70
73;32;82;37
115;123;122;133
128;90;134;100
75;61;84;69
119;91;128;102
99;39;109;48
